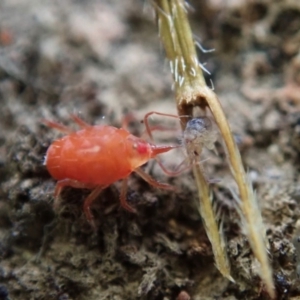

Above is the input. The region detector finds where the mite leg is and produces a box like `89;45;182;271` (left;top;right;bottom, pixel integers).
140;125;180;140
120;178;136;213
121;113;137;130
156;155;211;177
134;167;176;191
122;113;177;135
53;179;94;210
70;114;91;129
155;156;191;176
42;120;73;134
83;185;106;227
143;111;188;141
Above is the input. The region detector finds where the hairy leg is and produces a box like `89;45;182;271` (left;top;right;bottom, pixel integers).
53;179;94;208
134;167;176;191
119;178;136;213
70;114;91;129
43;119;73;134
83;185;107;228
155;156;191;176
143;111;188;141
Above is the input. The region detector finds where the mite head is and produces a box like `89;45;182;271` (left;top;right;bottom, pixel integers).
126;135;152;170
126;135;178;170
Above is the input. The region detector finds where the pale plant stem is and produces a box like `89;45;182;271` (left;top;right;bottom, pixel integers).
154;0;232;282
152;0;275;298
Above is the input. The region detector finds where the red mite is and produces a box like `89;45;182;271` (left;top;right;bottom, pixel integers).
44;113;179;225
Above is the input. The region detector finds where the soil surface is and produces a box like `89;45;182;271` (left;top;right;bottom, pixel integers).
1;0;300;299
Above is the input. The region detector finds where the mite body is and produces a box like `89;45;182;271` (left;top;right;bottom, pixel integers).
182;116;218;162
44;114;177;225
46;126;147;186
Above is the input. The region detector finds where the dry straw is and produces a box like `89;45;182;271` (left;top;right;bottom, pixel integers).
151;0;275;298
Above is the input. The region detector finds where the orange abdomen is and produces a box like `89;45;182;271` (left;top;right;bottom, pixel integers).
45;126;133;186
